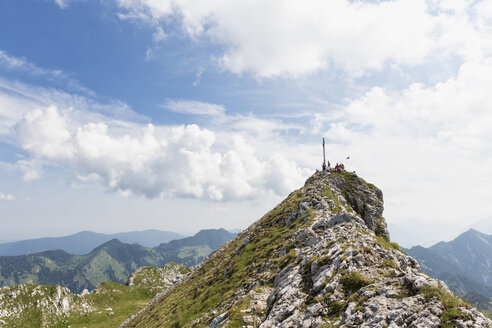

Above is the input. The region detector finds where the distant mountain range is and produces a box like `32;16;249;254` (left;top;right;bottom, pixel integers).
405;228;492;314
472;217;492;235
388;217;492;248
0;229;186;256
0;228;235;293
387;220;465;248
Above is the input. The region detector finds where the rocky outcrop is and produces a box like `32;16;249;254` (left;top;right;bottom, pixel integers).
0;263;188;327
0;284;94;327
124;171;491;328
126;262;189;290
320;172;389;240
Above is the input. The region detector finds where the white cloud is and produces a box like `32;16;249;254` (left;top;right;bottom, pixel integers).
54;0;68;8
0;192;15;201
339;59;492;151
53;0;82;9
162;100;225;116
0;50;95;95
114;0;441;77
14;105;311;200
16;106;73;161
0;50;63;78
153;26;167;42
145;26;168;60
113;0;492;79
316;58;492;222
0;76;147;141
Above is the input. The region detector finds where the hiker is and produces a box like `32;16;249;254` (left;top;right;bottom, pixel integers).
322;161;326;171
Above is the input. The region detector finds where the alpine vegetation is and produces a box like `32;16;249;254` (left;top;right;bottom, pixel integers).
0;263;190;327
122;171;491;328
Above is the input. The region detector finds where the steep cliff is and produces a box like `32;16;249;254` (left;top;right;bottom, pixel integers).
123;171;491;328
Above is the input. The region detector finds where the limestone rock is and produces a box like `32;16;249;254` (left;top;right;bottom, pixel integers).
123;171;492;328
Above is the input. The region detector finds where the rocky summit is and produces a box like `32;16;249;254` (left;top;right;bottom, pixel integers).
123;171;491;328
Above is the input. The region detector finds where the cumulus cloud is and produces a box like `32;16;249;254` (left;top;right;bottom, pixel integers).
0;76;147;141
314;58;492;221
114;0;444;77
113;0;492;79
0;192;15;201
14;105;311;200
162;100;225;116
336;59;492;151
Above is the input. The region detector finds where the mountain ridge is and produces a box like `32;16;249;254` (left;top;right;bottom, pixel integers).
407;228;492;291
405;228;492;316
123;171;491;327
0;229;235;293
0;229;186;256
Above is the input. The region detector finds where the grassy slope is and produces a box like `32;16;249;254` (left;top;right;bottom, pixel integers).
0;241;164;293
126;183;314;327
0;264;191;328
125;172;478;327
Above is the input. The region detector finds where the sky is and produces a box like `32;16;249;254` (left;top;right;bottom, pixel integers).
0;0;491;244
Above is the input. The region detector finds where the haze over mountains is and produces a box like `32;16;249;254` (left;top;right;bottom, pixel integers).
0;228;235;293
0;171;490;327
406;228;492;315
0;230;186;256
123;171;491;327
387;217;492;248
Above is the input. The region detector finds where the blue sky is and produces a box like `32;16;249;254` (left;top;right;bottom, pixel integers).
1;0;491;245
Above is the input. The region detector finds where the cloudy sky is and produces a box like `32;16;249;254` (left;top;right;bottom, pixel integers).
0;0;491;244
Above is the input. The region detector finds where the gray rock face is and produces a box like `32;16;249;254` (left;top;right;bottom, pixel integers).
207;172;491;328
126;262;187;289
0;263;188;327
325;173;389;240
0;284;95;326
123;171;491;328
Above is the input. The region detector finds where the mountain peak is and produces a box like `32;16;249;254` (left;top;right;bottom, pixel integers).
464;228;484;236
301;170;389;239
93;238;124;251
124;171;491;328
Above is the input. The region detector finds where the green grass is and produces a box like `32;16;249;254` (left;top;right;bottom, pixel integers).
374;236;404;253
322;187;343;213
177;245;213;262
124;188;318;327
123;171;395;327
340;272;373;295
374;217;387;237
482;309;491;319
0;264;190;328
420;285;471;328
60;282;156;328
328;300;346;315
226;296;252;327
381;259;397;268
